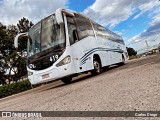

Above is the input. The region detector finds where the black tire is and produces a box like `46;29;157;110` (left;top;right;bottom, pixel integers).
91;58;102;75
61;76;72;84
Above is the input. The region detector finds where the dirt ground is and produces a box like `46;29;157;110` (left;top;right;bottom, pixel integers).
0;54;160;120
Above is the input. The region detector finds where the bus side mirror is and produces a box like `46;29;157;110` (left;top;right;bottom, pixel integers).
73;30;79;42
14;32;28;50
56;8;64;24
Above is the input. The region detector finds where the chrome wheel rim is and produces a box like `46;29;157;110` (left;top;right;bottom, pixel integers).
94;60;100;73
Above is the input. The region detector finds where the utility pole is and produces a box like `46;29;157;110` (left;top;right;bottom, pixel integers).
145;40;149;47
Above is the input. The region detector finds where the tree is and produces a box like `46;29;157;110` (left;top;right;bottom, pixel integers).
13;17;34;82
12;17;34;82
126;47;137;56
0;18;34;85
17;17;34;56
17;17;34;33
0;24;16;85
0;24;7;85
0;60;6;85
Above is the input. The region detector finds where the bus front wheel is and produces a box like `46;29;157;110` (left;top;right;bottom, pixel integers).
61;76;72;84
91;58;102;75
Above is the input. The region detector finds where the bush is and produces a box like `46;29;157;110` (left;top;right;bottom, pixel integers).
129;55;139;60
0;80;31;98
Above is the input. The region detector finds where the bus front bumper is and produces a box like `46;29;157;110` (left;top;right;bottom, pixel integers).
28;63;76;85
28;68;61;85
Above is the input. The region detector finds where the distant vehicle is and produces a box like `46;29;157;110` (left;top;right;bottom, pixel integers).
14;8;128;85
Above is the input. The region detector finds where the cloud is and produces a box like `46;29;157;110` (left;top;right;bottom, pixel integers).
83;0;160;27
133;1;158;19
127;15;160;53
113;31;123;36
150;15;160;26
83;0;160;53
0;0;68;25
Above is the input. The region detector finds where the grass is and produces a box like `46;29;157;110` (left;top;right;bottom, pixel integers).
0;80;32;99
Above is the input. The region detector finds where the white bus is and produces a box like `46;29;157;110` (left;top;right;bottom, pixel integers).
14;8;128;85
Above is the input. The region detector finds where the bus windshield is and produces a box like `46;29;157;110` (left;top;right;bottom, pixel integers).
28;14;65;57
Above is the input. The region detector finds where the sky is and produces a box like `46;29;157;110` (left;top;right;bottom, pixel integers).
0;0;160;54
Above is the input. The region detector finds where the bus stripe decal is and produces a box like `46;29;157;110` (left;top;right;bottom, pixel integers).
80;48;124;65
80;48;123;62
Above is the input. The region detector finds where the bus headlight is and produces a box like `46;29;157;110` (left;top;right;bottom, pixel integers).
56;55;71;67
28;71;33;76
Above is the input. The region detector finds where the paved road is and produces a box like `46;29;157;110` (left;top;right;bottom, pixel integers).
0;54;160;120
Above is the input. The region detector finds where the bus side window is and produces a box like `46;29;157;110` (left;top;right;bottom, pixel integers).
66;16;78;45
74;13;94;40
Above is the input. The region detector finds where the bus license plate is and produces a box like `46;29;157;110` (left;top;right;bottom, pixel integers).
42;74;49;79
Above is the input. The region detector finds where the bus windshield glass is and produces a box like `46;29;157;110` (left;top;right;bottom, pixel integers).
28;14;65;57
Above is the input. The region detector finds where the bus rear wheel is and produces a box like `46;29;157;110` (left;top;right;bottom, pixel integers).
61;76;72;84
91;58;101;75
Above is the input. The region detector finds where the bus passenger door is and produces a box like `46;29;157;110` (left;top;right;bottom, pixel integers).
66;14;95;73
66;15;80;73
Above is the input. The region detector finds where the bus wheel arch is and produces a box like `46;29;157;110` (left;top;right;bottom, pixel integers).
91;54;102;75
